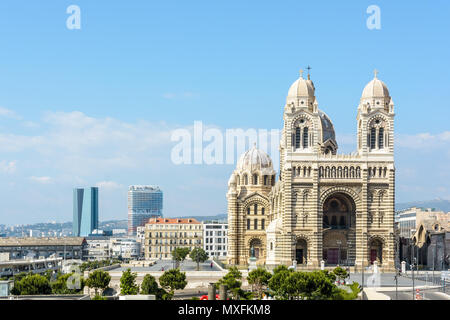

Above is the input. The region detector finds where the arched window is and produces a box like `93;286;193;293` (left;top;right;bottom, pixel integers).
370;127;376;149
295;127;301;149
263;175;268;185
254;219;258;230
254;204;258;214
253;174;258;185
261;207;265;215
331;215;337;227
247;219;250;230
378;127;384;149
244;174;248;185
247;207;250;215
261;219;265;229
303;127;308;148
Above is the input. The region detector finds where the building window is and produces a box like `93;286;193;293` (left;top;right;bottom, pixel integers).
261;207;265;215
247;219;250;230
261;219;265;229
254;204;258;214
247;207;250;215
254;219;258;230
370;127;376;149
303;127;308;148
378;127;384;149
253;174;258;185
295;127;301;148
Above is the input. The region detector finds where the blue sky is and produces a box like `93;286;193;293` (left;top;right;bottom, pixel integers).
0;1;449;225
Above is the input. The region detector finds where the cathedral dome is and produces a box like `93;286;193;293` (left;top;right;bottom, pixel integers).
286;71;315;104
361;72;390;99
319;110;336;143
236;145;274;174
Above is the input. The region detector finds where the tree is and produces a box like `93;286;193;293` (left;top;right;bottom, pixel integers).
14;274;52;295
281;271;308;300
171;247;190;268
44;270;54;282
140;274;158;295
120;268;139;295
189;247;208;271
51;272;85;294
303;271;335;300
216;266;243;300
268;266;293;300
332;267;348;284
140;274;168;300
85;270;111;296
158;269;187;299
247;267;272;299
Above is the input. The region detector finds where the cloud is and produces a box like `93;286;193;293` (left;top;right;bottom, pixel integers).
29;176;52;184
396;131;450;151
0;107;21;120
0;160;17;174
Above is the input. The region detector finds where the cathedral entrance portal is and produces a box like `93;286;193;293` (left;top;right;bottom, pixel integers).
295;239;307;264
322;192;356;266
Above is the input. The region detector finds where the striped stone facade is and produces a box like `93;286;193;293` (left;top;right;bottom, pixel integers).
227;71;396;272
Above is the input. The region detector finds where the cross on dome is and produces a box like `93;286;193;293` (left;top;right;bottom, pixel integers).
374;69;379;78
299;69;304;79
306;65;312;79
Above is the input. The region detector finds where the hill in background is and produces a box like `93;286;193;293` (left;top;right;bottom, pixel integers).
395;199;450;212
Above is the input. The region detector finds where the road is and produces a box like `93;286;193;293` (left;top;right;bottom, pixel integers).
379;288;450;300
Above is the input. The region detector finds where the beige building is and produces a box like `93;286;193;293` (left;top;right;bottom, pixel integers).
227;70;396;271
144;218;203;260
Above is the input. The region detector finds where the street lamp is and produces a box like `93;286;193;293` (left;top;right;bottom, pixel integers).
411;257;416;300
394;269;400;300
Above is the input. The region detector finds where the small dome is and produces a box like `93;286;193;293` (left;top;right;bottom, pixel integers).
361;72;390;99
228;173;236;186
286;71;315;104
319;111;336;142
236;145;275;174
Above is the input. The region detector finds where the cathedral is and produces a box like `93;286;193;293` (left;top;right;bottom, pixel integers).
226;69;396;271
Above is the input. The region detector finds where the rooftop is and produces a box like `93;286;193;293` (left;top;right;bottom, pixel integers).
0;237;86;247
146;218;201;225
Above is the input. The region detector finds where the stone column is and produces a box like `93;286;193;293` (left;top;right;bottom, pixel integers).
208;283;216;300
309;165;321;268
227;190;238;265
219;285;227;300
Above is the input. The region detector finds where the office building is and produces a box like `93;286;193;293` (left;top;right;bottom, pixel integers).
73;187;99;237
128;185;163;235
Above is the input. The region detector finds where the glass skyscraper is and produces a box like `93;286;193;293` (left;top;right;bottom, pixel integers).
73;187;99;237
128;185;163;235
